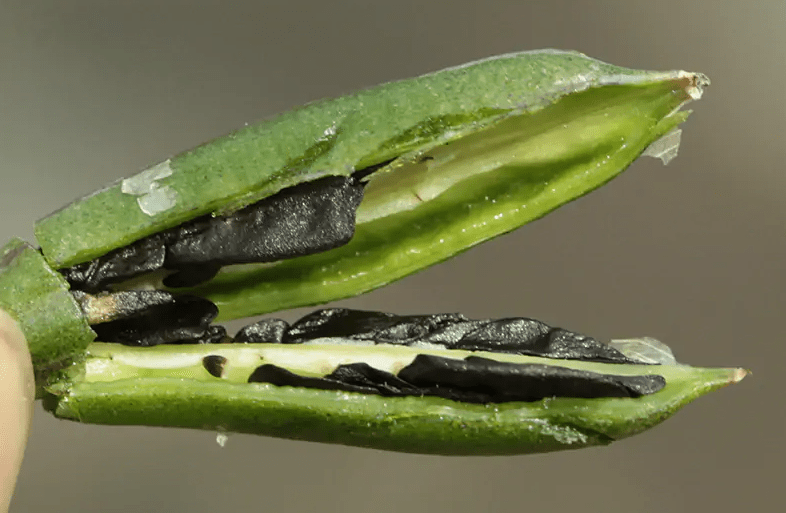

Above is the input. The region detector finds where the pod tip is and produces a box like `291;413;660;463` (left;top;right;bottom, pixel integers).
729;367;749;384
677;71;710;100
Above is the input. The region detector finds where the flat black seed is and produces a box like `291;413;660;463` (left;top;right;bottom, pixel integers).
164;175;364;268
285;308;399;342
538;329;634;363
442;318;552;353
284;308;468;345
61;235;167;292
62;173;367;292
90;294;218;346
202;355;227;378
326;363;420;396
367;313;469;344
397;354;666;403
235;319;289;344
248;356;665;404
283;308;637;363
247;363;414;396
413;319;491;346
247;364;357;391
442;321;636;363
183;325;227;345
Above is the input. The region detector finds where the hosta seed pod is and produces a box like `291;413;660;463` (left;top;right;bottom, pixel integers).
44;308;744;455
36;49;707;320
0;50;745;456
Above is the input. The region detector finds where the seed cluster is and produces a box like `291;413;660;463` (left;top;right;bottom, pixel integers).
61;163;667;405
262;308;641;364
88;300;667;404
246;355;665;403
86;291;222;347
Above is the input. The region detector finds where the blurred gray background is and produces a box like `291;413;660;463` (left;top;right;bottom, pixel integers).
2;1;783;511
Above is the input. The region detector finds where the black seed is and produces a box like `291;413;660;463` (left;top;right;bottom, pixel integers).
536;329;633;363
285;309;400;342
441;321;634;363
326;363;420;396
202;355;227;378
397;354;666;403
443;318;552;353
62;173;368;291
235;319;289;344
283;308;637;364
247;356;665;404
284;308;467;345
189;325;227;345
61;235;167;292
247;364;350;391
163;175;364;269
247;363;412;396
90;293;218;346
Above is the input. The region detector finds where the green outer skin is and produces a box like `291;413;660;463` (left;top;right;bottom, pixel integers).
189;81;691;321
47;342;744;455
35;49;696;268
0;239;95;394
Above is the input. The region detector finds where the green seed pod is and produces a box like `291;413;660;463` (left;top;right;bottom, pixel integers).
0;50;746;455
47;330;744;455
37;49;706;320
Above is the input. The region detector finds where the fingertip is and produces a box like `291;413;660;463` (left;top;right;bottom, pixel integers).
0;308;35;512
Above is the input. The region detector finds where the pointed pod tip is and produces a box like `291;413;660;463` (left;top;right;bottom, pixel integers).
729;367;749;384
681;366;748;400
677;70;710;100
708;366;748;390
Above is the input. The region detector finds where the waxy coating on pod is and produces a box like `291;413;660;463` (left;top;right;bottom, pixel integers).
0;50;745;455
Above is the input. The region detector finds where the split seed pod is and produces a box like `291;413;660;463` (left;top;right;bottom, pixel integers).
0;50;745;455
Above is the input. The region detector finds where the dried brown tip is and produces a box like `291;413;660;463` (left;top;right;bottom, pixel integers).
676;70;710;100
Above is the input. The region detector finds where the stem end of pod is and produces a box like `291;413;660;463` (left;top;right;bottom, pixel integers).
0;239;95;397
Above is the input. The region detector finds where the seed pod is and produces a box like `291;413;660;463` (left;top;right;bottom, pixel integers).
36;49;707;320
0;50;746;455
45;314;744;455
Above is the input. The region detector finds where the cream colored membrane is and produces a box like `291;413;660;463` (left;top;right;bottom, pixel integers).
0;310;35;513
642;128;682;165
609;337;677;365
356;106;638;224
